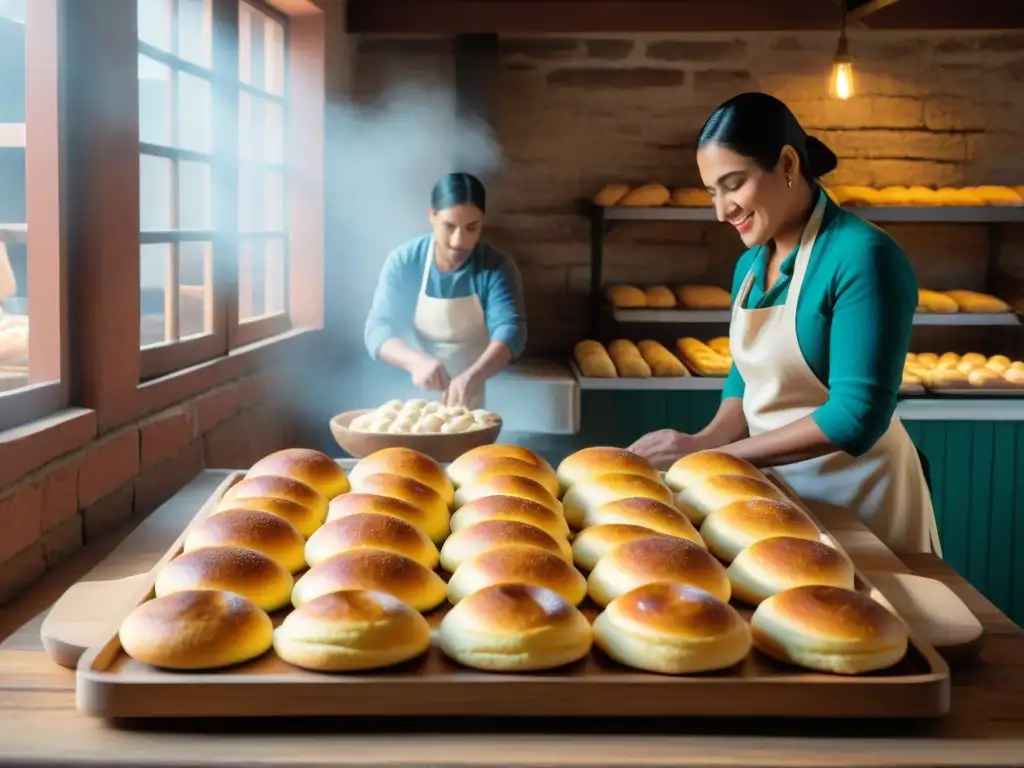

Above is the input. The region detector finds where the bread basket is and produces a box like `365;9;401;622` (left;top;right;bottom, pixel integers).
329;409;503;463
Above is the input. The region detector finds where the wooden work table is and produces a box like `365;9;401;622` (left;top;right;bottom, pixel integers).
1;470;1023;767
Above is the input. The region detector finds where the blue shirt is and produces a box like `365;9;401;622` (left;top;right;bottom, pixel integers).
364;235;528;361
722;191;918;457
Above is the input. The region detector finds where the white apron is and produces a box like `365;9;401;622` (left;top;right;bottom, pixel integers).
729;196;941;556
412;240;491;410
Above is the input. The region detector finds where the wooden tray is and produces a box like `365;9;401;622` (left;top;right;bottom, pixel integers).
75;469;951;720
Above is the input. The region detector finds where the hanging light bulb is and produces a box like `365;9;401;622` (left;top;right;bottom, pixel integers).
829;1;855;100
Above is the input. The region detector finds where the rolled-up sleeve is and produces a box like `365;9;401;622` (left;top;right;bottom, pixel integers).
483;255;527;360
811;240;917;457
721;252;751;401
364;249;412;360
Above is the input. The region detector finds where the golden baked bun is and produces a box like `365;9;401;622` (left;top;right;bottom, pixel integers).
219;474;328;521
273;589;431;672
700;498;819;563
304;513;440;569
183;509;306;574
664;450;766;492
580;496;703;545
446;545;587;605
674;474;787;525
155;546;294;612
644;285;677;308
750;585;910;674
448;444;555;487
593;183;630;206
605;284;647;309
562;472;674;530
450;495;570;540
571;525;672;572
447;455;560;499
348;447;454;506
439;584;593;671
326;492;434;534
573;340;617;379
120;590;272;670
440;519;571;573
214;498;324;538
593;583;751;674
555;446;660;493
292;549;447;612
453;473;563;516
620;183;670;207
346;473;450;543
916;289;958;314
247;448;350;499
587;536;730;607
728;536;856;605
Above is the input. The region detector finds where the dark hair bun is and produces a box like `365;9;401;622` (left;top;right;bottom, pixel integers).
431;172;487;214
805;136;838;178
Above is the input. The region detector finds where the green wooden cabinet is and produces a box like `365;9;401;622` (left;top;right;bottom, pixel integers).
541;391;1024;626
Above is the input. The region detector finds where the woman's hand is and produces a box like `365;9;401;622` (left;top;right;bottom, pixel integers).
410;355;450;391
627;429;705;470
443;370;483;408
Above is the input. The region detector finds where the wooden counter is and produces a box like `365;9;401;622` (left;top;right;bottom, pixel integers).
1;471;1023;767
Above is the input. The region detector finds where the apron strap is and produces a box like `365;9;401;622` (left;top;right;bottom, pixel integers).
419;239;434;295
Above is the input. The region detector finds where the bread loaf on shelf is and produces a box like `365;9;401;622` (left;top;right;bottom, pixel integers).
674;284;732;310
605;284;647;308
916;289;959;314
706;336;732;360
670;187;712;207
573;340;617;378
675;337;731;377
593;183;631;207
905;350;1024;390
644;285;677;308
620;183;671;207
607;339;652;378
636;339;688;377
828;184;1023;208
943;290;1011;314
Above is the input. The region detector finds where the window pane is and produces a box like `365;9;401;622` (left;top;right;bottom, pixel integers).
179;241;211;339
238;164;260;232
178;72;212;153
138;54;171;146
178;160;210;230
264;237;286;315
263;15;285;96
238;2;265;91
238;239;263;320
140;153;173;231
238;93;282;165
263;170;284;232
176;0;211;68
262;99;283;164
140;243;172;347
137;0;171;52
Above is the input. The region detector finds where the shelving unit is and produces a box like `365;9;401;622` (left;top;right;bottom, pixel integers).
611;308;1021;327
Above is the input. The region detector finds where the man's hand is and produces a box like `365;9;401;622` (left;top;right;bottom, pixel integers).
627;429;705;470
443;370;483;408
410;355;450;391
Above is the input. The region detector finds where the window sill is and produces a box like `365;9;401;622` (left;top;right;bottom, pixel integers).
0;408;98;488
101;325;322;431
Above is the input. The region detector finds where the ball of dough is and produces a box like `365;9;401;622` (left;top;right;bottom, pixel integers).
446;545;587;606
442;414;476;433
439;584;593;671
346;473;451;543
700;498;820;563
750;585;910;675
412;416;445;433
562;473;675;529
594;583;751;674
440;519;571;572
183;509;306;573
273;589;431;672
349;447;454;506
450;495;570;540
350;413;375;431
304;513;440;569
155;546;294;612
388;418;415;434
292;549;447;612
120;590;272;670
246;448;350;499
727;536;856;606
587;536;730;607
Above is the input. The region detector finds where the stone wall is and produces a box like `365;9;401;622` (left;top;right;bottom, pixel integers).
354;31;1024;355
0;370;290;606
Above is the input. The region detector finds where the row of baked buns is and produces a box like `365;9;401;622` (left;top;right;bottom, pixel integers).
606;283;732;310
554;447;910;676
593;183;1024;208
904;352;1024;390
917;289;1011;314
574;337;732;379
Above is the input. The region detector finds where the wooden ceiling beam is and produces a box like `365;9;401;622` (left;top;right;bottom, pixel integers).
346;0;1024;34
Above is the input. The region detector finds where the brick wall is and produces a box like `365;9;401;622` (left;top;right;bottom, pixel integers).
355;31;1024;354
0;370;289;606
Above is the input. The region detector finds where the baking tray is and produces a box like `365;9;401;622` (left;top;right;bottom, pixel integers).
75;465;950;720
925;387;1024;397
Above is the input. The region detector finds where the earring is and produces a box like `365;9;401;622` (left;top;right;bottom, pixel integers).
786;176;793;188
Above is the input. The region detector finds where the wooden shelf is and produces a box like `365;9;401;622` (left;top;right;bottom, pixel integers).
609;309;1022;327
598;206;1024;224
570;361;725;390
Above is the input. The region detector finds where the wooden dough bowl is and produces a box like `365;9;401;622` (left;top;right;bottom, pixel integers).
329;409;503;463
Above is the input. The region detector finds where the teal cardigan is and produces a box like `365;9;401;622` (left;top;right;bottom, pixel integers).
722;191;918;457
